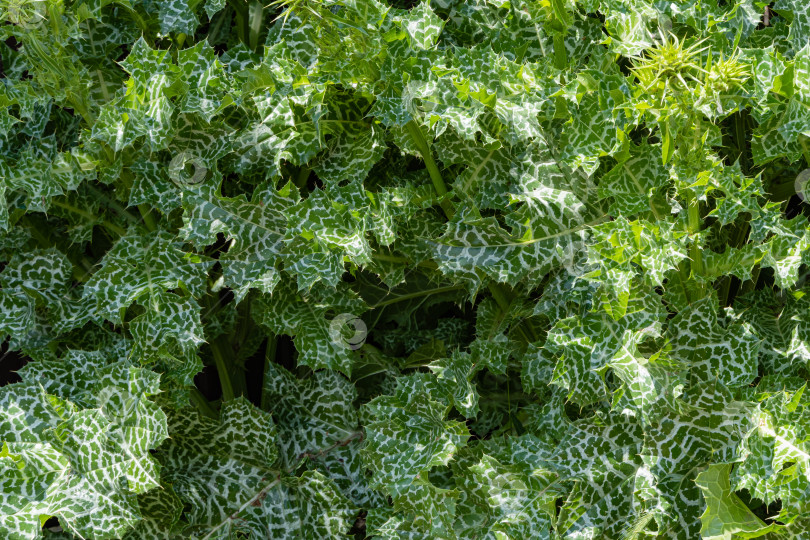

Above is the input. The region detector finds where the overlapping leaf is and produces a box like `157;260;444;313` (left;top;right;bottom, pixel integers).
157;398;356;538
0;350;167;539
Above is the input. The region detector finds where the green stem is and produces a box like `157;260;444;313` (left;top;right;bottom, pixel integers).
733;111;746;165
685;190;705;297
718;221;750;307
228;0;248;20
117;170;157;231
50;200;127;236
208;4;229;39
122;5;152;42
210;336;236;402
84;184;141;226
717;276;732;308
405;120;454;219
190;387;219;419
234;296;253;353
247;1;264;51
553;33;567;71
677;260;693;305
488;282;513;314
137;204;157;232
228;0;253;50
294;166;310;190
371;285;466;309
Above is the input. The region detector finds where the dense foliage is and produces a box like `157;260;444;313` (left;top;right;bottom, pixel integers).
1;0;809;537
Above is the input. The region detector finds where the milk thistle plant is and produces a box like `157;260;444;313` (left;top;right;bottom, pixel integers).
0;0;809;538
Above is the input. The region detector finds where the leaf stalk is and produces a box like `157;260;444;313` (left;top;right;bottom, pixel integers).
210;336;236;402
405;120;455;219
